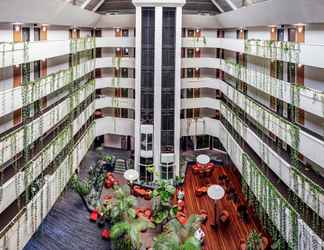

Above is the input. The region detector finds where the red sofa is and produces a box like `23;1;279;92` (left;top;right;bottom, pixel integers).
133;185;152;200
104;172;119;189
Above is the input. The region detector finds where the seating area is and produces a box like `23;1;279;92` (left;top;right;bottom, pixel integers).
183;160;270;250
132;185;153;200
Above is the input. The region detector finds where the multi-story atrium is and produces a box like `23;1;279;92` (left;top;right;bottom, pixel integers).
0;0;323;249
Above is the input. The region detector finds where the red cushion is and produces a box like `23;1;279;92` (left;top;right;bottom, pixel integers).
90;211;98;222
101;229;110;239
144;209;152;218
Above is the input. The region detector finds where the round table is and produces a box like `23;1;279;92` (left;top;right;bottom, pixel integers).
124;169;139;184
207;185;225;229
196;154;210;165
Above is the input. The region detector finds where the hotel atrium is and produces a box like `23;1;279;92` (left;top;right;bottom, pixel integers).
0;0;323;249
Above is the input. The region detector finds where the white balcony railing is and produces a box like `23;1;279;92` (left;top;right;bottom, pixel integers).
0;80;95;167
220;102;324;219
0;59;95;118
181;58;324;118
0;123;95;250
95;77;135;90
95;96;135;110
0;101;95;214
95;116;134;137
0;36;135;69
183;36;324;68
218;121;323;250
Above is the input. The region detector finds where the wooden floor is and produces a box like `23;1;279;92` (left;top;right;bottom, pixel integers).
183;164;267;250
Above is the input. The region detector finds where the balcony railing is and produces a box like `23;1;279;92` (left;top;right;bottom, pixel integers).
0;80;95;168
0;59;95;119
218;80;324;169
0;100;95;215
69;37;96;54
219;59;324;118
218;122;323;250
0;122;95;250
244;39;300;63
220;102;324;219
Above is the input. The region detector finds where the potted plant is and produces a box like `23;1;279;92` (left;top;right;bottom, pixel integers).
109;185;155;250
153;214;204;250
247;230;262;250
152;180;176;226
174;176;185;188
102;154;114;171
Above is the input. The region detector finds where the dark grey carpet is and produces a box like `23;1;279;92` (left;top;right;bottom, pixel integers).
24;150;110;250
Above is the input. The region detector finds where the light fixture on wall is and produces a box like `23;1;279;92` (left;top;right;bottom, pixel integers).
195;48;200;52
13;23;21;32
298;26;304;33
116;48;121;52
41;25;48;32
196;29;200;33
271;27;276;33
298;64;303;68
294;23;305;33
116;28;121;33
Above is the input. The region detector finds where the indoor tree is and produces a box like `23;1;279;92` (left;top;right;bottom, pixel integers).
152;179;176;226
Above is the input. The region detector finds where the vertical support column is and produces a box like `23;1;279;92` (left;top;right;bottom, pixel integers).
134;6;142;172
174;6;182;176
153;6;163;176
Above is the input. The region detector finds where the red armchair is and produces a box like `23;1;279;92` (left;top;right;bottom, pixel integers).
192;164;201;175
195;186;207;197
101;229;110;240
199;209;208;224
220;210;230;225
90;210;98;222
105;173;119;189
133;185;152;200
239;239;247;250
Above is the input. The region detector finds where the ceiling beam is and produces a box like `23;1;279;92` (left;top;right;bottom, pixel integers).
81;0;92;9
210;0;224;12
93;0;105;11
223;0;237;10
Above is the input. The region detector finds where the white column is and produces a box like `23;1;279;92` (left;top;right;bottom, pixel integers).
134;6;142;172
153;6;163;178
174;6;182;177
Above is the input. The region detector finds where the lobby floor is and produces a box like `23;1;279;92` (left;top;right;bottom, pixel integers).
183;163;268;250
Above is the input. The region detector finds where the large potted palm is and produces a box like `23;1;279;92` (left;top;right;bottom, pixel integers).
153;214;204;250
110;216;154;250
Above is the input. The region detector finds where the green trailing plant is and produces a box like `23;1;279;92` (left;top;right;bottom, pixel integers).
247;230;262;250
153;214;203;250
102;154;113;163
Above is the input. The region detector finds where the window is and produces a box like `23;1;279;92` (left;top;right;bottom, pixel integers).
196;135;210;149
161;162;174;180
140;157;154;183
141;133;153;151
